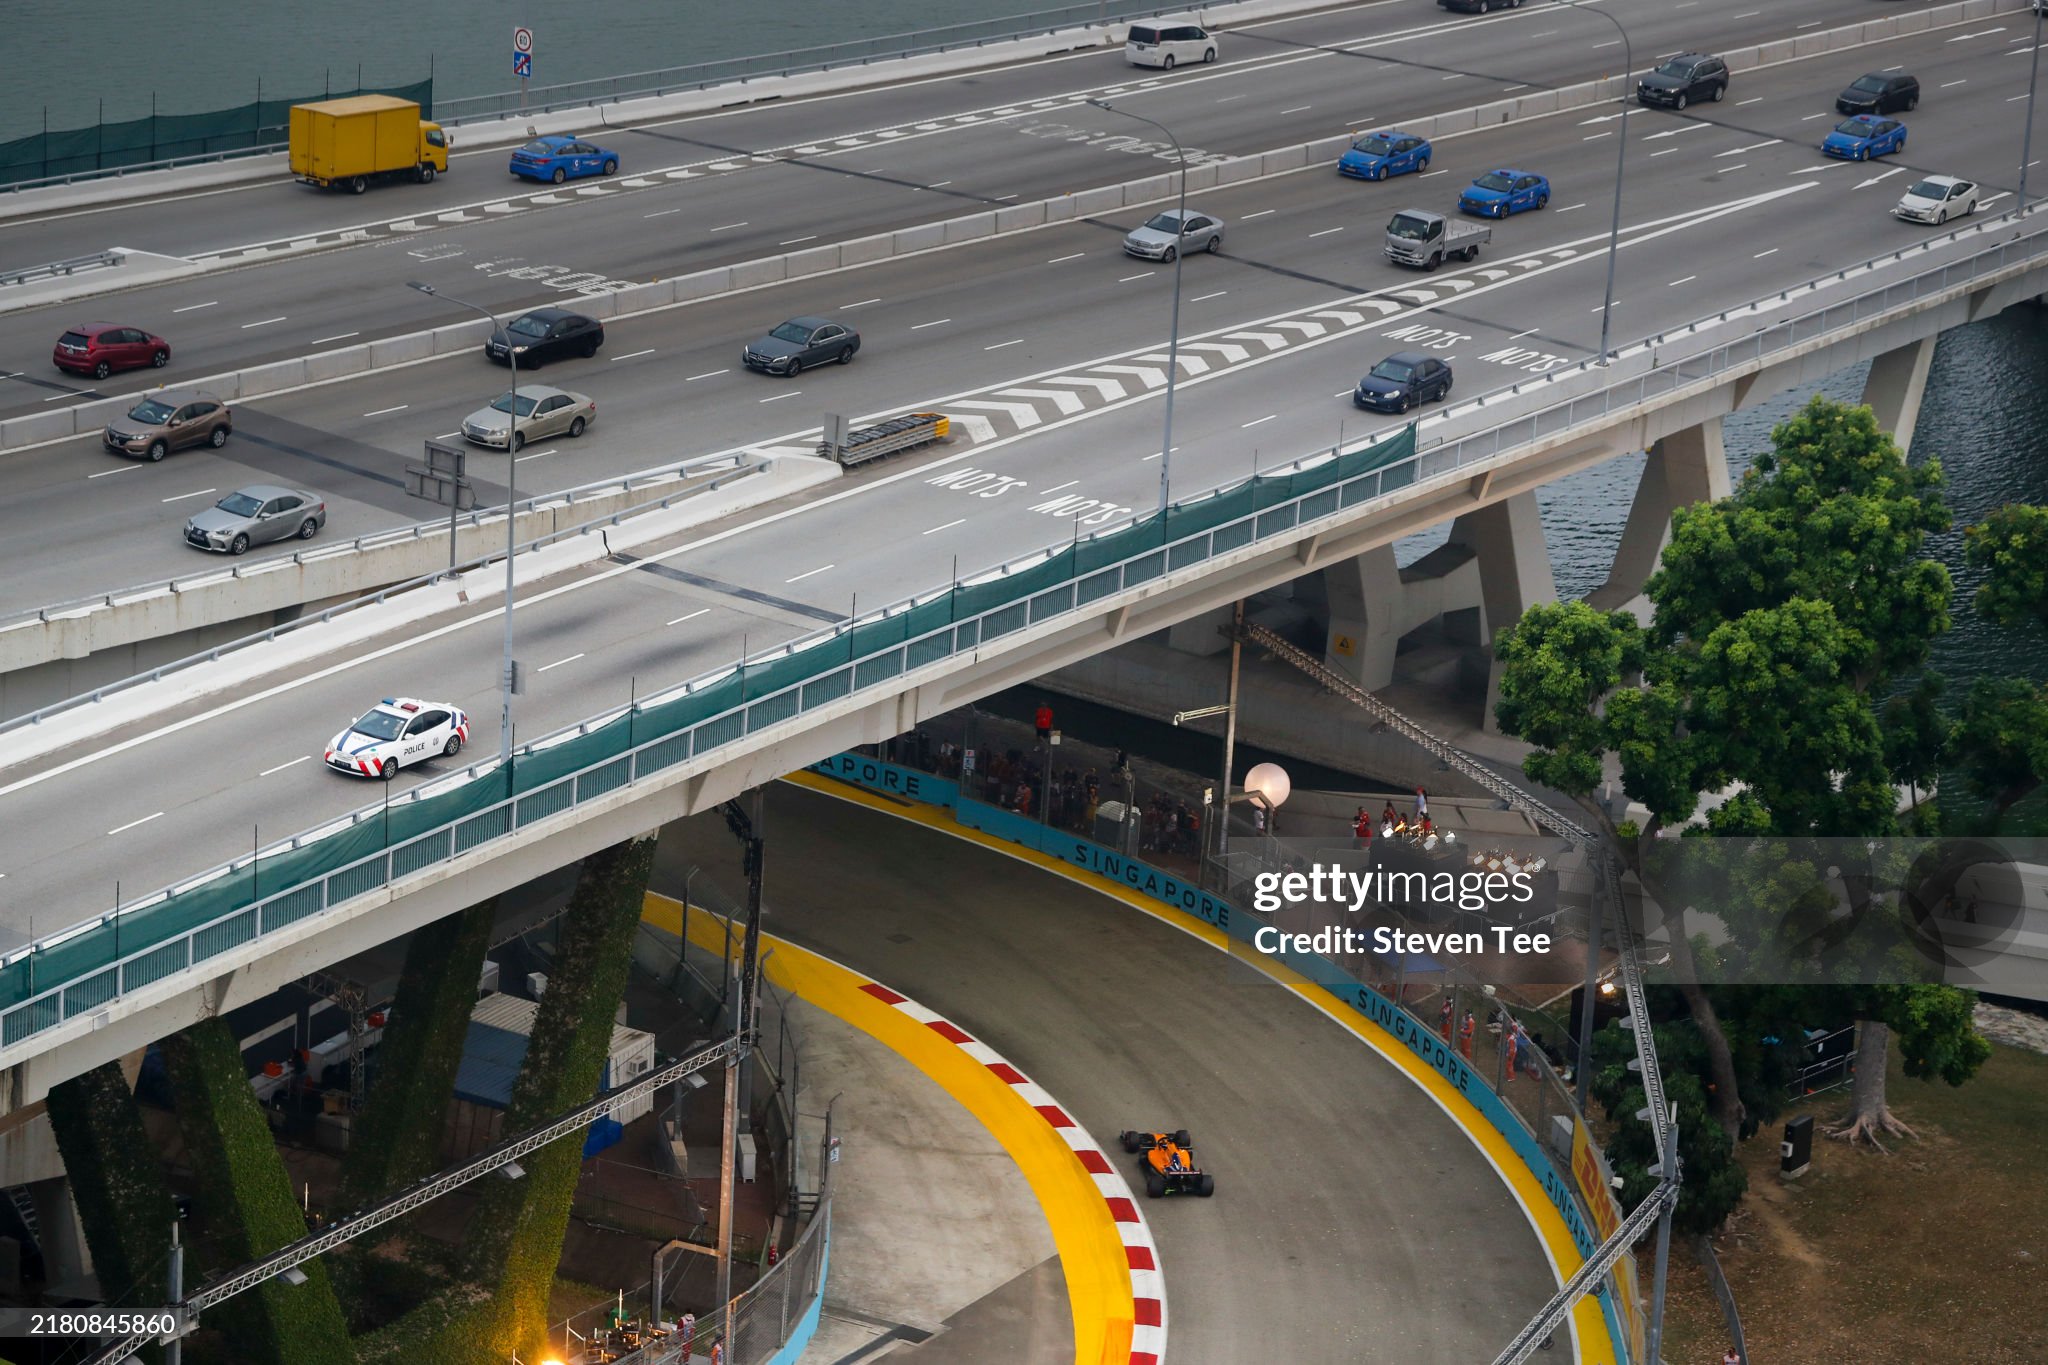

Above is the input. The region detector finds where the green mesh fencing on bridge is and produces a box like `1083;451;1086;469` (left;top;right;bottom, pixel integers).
0;77;434;189
0;424;1415;1046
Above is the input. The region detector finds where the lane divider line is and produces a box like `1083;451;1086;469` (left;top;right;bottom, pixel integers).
641;891;1152;1365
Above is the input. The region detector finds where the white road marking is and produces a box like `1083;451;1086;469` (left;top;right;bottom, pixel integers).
107;812;164;836
779;236;819;245
1509;326;1541;340
160;488;216;503
1941;79;1968;88
611;348;656;362
87;466;141;479
1280;105;1313;114
1047;253;1086;264
1947;26;2006;42
686;369;728;381
242;316;287;329
1239;209;1275;220
927;180;953;189
2009;93;2034;102
1792;163;1846;174
1309;227;1345;238
759;391;802;403
1039;481;1078;496
1584;132;1613;142
709;222;749;232
514;448;558;463
911;318;952;329
260;756;310;777
998;387;1085;416
666;609;711;626
1855;167;1906;188
1555;202;1586;213
923;519;965;535
537;653;584;673
1736;97;1763;107
1501;84;1528;93
173;301;218;313
785;564;834;584
435;430;460;439
1802;113;1829;121
1652;148;1679;158
1717;164;1747;174
985;339;1025;350
1717;140;1780;156
1593;40;1619;49
363;404;408;417
645;208;684;218
1242;414;1277;429
1797;20;1822;29
1119;272;1155;282
313;332;360;345
1419;169;1449;178
1668;275;1697;287
1191;291;1228;302
1753;247;1779;258
841;298;882;308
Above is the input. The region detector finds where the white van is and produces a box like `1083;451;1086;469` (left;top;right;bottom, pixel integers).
1125;20;1217;70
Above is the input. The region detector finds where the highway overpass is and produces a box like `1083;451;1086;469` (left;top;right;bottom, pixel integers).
0;0;2044;1106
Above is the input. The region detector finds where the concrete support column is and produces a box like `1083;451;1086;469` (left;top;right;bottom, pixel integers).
1322;544;1403;690
1447;493;1557;733
27;1178;93;1295
1860;334;1938;455
1588;419;1732;614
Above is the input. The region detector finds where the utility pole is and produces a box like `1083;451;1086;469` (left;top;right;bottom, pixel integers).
165;1219;183;1365
1218;600;1244;861
716;790;767;1361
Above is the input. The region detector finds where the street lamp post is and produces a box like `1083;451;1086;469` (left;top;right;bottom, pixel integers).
406;281;519;768
2021;1;2044;213
1558;0;1633;364
1087;98;1187;513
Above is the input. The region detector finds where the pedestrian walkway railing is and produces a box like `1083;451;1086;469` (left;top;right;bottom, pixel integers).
7;200;2048;1063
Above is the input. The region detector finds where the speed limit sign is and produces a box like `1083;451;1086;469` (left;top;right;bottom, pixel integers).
513;26;533;54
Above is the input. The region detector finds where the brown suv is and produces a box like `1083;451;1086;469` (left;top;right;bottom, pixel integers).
102;391;232;461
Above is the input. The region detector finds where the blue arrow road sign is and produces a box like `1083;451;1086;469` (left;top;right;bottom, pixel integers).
513;51;531;78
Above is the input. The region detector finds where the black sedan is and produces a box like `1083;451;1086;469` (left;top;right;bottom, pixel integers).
485;308;605;367
1353;352;1453;413
743;316;861;376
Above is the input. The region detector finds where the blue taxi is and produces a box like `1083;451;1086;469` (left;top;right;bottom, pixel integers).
1458;169;1550;217
1337;130;1432;181
1821;115;1906;162
510;135;621;184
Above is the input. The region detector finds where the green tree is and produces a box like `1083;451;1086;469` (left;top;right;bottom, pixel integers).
1963;502;2048;634
1591;1020;1747;1235
1949;675;2048;830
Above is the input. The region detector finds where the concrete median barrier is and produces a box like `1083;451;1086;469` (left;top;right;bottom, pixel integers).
942;213;996;245
728;256;790;290
840;233;893;266
675;268;731;302
1;408;79;451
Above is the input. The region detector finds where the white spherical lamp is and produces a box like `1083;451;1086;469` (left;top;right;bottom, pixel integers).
1243;762;1291;810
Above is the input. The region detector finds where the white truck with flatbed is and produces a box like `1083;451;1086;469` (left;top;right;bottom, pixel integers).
1384;209;1488;270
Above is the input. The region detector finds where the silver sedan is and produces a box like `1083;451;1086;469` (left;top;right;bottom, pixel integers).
1121;208;1226;262
184;484;327;555
460;384;598;451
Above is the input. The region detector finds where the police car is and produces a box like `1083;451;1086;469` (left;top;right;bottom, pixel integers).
324;698;469;779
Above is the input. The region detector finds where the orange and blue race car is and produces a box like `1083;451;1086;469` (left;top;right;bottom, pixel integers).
1119;1129;1216;1198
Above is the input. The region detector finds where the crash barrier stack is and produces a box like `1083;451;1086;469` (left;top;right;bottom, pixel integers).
819;412;950;468
0;426;1417;1052
803;745;1641;1364
0;77;434;189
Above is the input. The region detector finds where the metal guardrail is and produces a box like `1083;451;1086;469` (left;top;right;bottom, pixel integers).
4;194;2045;1063
0;251;123;287
0;452;763;735
431;0;1210;125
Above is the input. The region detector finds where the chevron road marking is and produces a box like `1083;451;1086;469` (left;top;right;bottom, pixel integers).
1095;364;1167;389
1136;352;1210;375
1272;319;1327;338
482;202;526;214
1475;269;1511;281
573;186;613;197
388;220;423;232
950;414;999;442
528;194;567;205
1434;277;1477;292
1311;310;1366;327
1226;331;1289;349
436;212;476;223
1042;376;1127;402
1391;289;1436;303
621;177;660;187
708;160;747;170
664;169;701;179
1181;341;1250;364
997;387;1087;416
949;399;1043;429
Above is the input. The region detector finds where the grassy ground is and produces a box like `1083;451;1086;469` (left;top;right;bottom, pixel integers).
1658;1039;2048;1364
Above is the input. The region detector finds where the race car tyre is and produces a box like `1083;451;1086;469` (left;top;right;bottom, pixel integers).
1198;1173;1216;1197
1120;1131;1141;1153
1172;1129;1192;1148
1144;1170;1167;1199
443;734;463;758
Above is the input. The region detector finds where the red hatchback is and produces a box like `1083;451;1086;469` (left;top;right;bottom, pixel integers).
53;323;170;381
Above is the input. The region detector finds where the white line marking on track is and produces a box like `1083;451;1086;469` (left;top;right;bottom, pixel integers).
923;519;965;535
87;466;141;478
686;369;728;381
107;812;163;836
1239;209;1275;219
172;301;218;313
1717;164;1746;173
785;563;834;583
363;404;408;417
1309;227;1345;238
1119;272;1154;282
841;298;882;308
1754;247;1779;258
1048;253;1086;264
242;316;287;329
1280;105;1313;114
313;332;359;345
514;448;557;463
1668;275;1697;287
611;348;655;361
645;208;683;218
2009;92;2034;102
259;756;310;777
1242;414;1277;428
1190;290;1228;302
1941;79;1968;88
1736;97;1763;106
160;488;215;503
667;609;711;626
1419;169;1449;178
538;653;584;672
911;318;952;329
985;339;1024;350
709;221;749;232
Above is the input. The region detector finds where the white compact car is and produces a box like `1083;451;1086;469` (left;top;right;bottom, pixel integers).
325;698;469;779
1892;175;1978;226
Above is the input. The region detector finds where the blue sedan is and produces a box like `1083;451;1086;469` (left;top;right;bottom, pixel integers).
1458;168;1550;217
1821;115;1906;161
1338;130;1433;181
509;135;621;184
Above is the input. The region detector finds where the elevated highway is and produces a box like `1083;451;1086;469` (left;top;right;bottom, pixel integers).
0;1;2045;1102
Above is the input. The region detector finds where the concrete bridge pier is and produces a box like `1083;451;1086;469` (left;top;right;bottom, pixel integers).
1860;333;1938;454
1444;493;1558;734
1585;420;1733;619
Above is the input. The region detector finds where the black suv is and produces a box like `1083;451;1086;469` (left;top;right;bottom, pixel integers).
1636;53;1729;110
1836;71;1919;116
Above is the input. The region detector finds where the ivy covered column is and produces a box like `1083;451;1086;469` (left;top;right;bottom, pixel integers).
165;1018;352;1365
339;895;498;1210
46;1058;177;1363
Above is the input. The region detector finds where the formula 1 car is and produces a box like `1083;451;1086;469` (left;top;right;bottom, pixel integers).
1119;1129;1216;1198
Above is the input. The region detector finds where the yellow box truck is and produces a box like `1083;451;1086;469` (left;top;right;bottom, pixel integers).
288;95;449;194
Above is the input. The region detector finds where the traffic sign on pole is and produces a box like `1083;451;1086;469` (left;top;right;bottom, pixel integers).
513;26;533;53
513;51;531;78
514;26;534;107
